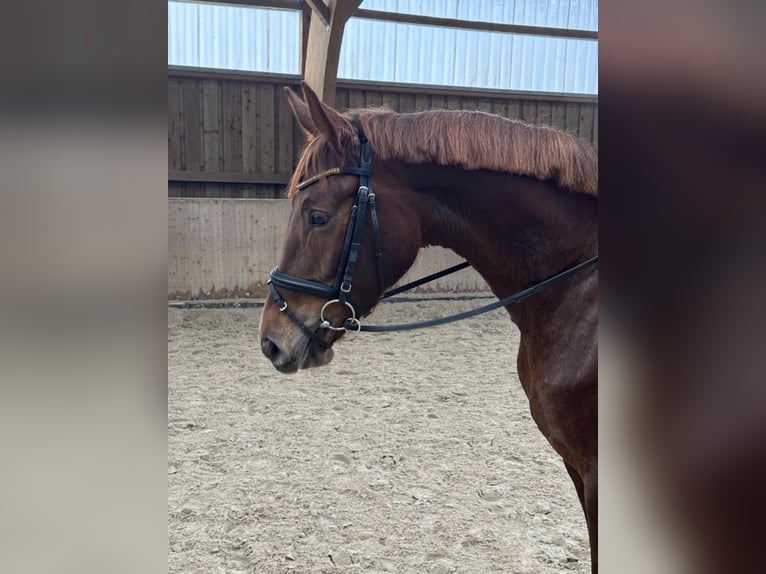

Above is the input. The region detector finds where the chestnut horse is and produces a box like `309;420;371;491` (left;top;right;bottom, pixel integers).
258;83;598;571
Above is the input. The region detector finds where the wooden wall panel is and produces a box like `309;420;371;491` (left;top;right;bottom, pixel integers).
381;91;399;111
551;102;567;131
276;85;296;185
592;107;599;150
430;94;446;109
578;104;595;145
180;79;203;172
414;94;430;111
169;199;486;298
335;88;349;112
221;81;243;173
398;93;415;113
477;98;492;114
537;102;552;126
168;72;598;295
347;88;365;109
202;80;222;173
257;84;276;175
521;100;537;124
565;103;581;137
491;99;508;118
168;78;182;170
241;84;258;174
167;71;597;198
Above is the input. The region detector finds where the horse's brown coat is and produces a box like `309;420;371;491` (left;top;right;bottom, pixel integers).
260;82;599;571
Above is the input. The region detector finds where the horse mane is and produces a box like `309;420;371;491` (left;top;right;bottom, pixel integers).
288;108;597;197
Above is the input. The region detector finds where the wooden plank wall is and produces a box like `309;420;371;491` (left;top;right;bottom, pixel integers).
169;74;300;198
169;198;486;298
168;70;598;198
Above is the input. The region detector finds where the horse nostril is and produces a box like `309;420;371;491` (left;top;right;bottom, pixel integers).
261;337;282;362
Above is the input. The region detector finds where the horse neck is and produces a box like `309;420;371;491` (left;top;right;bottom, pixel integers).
389;161;598;335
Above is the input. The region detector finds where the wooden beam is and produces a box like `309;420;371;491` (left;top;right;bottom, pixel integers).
166;67;597;104
304;0;330;27
302;0;362;106
336;78;598;104
168;66;301;84
301;2;311;75
169;171;291;185
353;9;598;41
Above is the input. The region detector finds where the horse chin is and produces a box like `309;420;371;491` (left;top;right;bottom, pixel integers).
299;339;335;370
267;326;338;373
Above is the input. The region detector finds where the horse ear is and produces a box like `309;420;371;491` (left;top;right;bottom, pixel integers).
284;87;317;136
301;81;349;156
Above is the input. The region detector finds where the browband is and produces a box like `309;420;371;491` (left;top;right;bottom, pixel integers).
294;168;342;191
294;166;373;191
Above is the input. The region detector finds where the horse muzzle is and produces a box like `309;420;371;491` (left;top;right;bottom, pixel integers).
259;326;336;373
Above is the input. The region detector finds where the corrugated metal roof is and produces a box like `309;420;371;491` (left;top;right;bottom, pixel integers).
168;2;301;73
359;0;597;30
168;0;598;94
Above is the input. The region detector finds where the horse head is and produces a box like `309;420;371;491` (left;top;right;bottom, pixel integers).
258;83;420;373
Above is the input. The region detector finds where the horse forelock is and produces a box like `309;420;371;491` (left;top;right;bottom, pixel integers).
287;129;360;199
287;137;324;198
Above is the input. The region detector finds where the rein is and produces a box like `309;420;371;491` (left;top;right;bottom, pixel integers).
352;255;598;332
267;115;598;341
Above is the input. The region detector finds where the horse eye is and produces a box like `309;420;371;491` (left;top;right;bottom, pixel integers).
309;211;329;228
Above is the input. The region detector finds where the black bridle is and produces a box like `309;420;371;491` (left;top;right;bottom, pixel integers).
268;116;383;348
267;115;598;346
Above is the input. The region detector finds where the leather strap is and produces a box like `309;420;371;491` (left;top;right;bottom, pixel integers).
381;261;471;299
368;192;385;296
345;256;599;332
339;185;369;303
267;280;331;349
